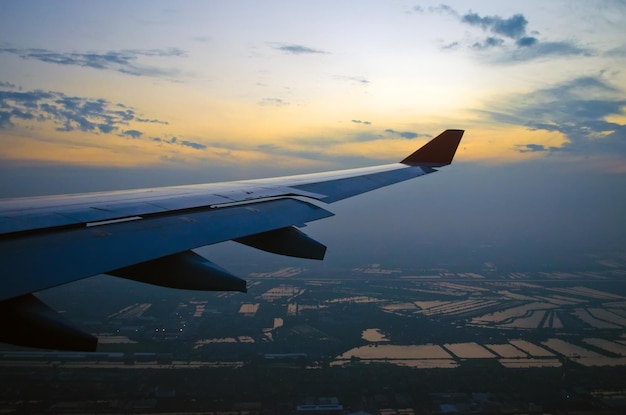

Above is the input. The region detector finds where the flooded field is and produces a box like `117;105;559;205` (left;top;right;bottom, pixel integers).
443;342;496;359
194;336;256;349
337;344;451;360
352;264;401;275
584;338;626;356
437;282;490;293
108;303;152;319
588;308;626;326
417;299;499;317
248;267;305;278
333;339;621;369
542;338;626;367
471;302;557;329
96;335;137;344
484;343;528;358
191;301;207;318
548;286;624;300
382;302;417;312
573;308;621;329
294;271;626;370
238;303;260;316
323;274;626;335
28;262;626;380
498;358;562;368
260;285;303;301
508;340;555;357
331;359;458;369
362;329;389;342
329;296;382;304
503;310;546;329
194;338;237;349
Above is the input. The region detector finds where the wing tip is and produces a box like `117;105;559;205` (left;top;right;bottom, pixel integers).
401;129;464;167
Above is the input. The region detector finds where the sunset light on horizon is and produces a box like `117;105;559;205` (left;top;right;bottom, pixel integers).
1;1;625;188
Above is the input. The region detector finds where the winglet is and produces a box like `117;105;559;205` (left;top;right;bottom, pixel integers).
401;129;464;167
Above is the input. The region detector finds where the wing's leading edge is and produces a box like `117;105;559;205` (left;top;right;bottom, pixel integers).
0;129;463;351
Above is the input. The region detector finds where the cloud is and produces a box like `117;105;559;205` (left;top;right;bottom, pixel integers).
328;127;426;142
161;154;185;163
272;44;329;55
507;41;593;61
606;45;626;57
516;36;538;47
429;4;459;16
259;97;288;106
0;85;171;134
136;117;169;124
121;129;143;139
0;112;11;128
471;37;504;50
351;119;372;125
0;47;186;77
432;6;593;62
192;36;211;43
0;90;115;133
462;12;528;39
0;84;210;160
335;75;370;85
384;128;420;139
482;76;626;156
152;135;207;151
0;81;18;89
180;140;207;150
516;144;554;153
441;41;460;50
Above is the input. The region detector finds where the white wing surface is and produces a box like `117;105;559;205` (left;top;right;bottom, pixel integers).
0;129;463;350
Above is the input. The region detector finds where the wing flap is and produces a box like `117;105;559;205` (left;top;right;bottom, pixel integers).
235;226;327;260
109;250;247;293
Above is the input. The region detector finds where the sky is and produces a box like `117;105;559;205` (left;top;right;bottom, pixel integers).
1;1;626;265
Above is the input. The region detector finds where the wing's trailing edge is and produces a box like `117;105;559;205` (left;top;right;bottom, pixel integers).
0;129;463;351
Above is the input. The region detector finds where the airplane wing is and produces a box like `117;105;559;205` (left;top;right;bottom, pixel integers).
0;129;463;351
